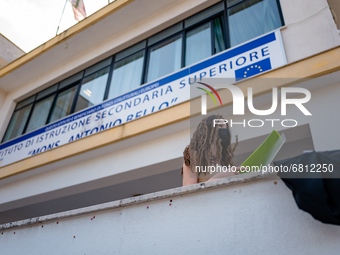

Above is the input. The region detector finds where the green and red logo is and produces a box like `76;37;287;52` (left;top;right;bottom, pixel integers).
196;82;223;106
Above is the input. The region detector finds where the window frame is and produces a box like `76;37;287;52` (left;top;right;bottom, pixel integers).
48;80;80;124
24;91;56;134
144;32;183;83
107;49;146;99
74;64;111;113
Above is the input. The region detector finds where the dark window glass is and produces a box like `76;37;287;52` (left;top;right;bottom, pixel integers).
75;67;110;112
36;85;58;100
227;0;242;6
59;72;83;89
15;96;35;110
228;0;282;47
214;16;226;54
3;1;285;144
84;58;111;76
108;51;144;99
3;105;32;142
148;23;182;45
147;35;182;82
49;86;77;123
115;41;146;61
184;2;224;28
185;23;212;66
26;95;54;133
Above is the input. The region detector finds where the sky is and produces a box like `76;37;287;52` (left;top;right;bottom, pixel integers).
0;0;112;53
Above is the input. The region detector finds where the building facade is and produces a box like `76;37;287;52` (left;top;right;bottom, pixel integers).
0;0;340;254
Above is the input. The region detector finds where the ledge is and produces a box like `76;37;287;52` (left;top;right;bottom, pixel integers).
1;45;340;180
0;171;277;230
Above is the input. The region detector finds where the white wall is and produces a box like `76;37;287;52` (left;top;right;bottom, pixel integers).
0;34;25;65
1;177;340;255
280;0;340;63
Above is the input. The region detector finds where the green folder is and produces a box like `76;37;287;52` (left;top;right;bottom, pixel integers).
240;130;286;173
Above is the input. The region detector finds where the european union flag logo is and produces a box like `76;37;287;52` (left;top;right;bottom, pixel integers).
235;58;272;81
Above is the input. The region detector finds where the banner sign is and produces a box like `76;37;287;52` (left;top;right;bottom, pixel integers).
0;30;286;167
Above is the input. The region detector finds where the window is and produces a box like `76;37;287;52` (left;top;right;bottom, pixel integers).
185;15;227;67
185;23;212;67
49;85;78;123
3;104;32;142
2;1;284;143
228;0;283;47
